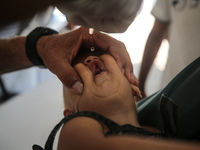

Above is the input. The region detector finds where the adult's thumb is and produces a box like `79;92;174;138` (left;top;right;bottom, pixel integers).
55;63;83;94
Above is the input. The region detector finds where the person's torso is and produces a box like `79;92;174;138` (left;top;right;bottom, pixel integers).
152;0;200;87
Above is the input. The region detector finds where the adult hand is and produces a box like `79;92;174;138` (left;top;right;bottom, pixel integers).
136;84;146;101
37;27;138;94
86;29;139;86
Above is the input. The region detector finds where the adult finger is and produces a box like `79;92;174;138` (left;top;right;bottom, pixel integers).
83;31;127;70
84;30;138;85
124;61;139;86
46;60;83;94
131;84;142;99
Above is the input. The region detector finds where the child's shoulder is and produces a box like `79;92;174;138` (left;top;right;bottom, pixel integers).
62;116;103;133
58;116;104;150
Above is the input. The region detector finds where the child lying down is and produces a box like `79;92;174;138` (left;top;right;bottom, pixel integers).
33;48;200;150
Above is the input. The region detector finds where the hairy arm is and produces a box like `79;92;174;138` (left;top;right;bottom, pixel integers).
0;37;32;74
58;117;200;150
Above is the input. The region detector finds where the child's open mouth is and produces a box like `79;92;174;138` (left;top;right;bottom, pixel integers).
88;59;106;77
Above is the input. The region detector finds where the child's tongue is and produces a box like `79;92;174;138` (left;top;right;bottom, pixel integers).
89;59;106;76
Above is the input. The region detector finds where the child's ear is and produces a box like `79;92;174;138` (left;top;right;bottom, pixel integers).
131;84;142;99
63;106;73;117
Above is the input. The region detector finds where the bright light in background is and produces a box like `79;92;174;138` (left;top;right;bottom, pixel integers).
109;15;155;64
108;0;169;95
108;0;168;74
155;39;169;71
53;7;67;22
47;7;68;32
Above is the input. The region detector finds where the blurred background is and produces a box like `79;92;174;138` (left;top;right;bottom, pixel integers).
109;0;169;96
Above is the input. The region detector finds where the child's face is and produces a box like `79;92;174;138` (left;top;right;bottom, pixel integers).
63;49;134;115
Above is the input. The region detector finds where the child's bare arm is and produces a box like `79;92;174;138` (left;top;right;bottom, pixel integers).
58;117;106;150
58;117;200;150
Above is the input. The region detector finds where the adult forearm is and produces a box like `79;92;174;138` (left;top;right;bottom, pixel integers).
0;37;32;74
139;33;162;85
138;20;169;97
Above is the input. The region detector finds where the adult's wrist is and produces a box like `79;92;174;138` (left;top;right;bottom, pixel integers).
25;27;58;67
36;36;47;62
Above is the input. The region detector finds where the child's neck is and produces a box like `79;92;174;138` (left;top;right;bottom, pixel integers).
105;109;140;128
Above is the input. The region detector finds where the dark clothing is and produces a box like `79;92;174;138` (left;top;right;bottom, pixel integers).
33;104;176;150
138;57;200;141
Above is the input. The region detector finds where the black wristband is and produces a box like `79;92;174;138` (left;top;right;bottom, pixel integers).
25;27;59;67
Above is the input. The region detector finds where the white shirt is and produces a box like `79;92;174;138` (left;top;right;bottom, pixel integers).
152;0;200;87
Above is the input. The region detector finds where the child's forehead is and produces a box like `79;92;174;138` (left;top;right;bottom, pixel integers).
72;48;110;66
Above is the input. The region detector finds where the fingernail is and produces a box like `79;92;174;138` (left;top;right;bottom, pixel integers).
138;89;143;98
130;73;135;83
131;73;139;86
72;81;83;94
134;86;142;98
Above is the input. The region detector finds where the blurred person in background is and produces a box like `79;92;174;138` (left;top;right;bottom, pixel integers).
138;0;200;98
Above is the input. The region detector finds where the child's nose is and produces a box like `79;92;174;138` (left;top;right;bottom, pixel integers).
84;56;99;65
